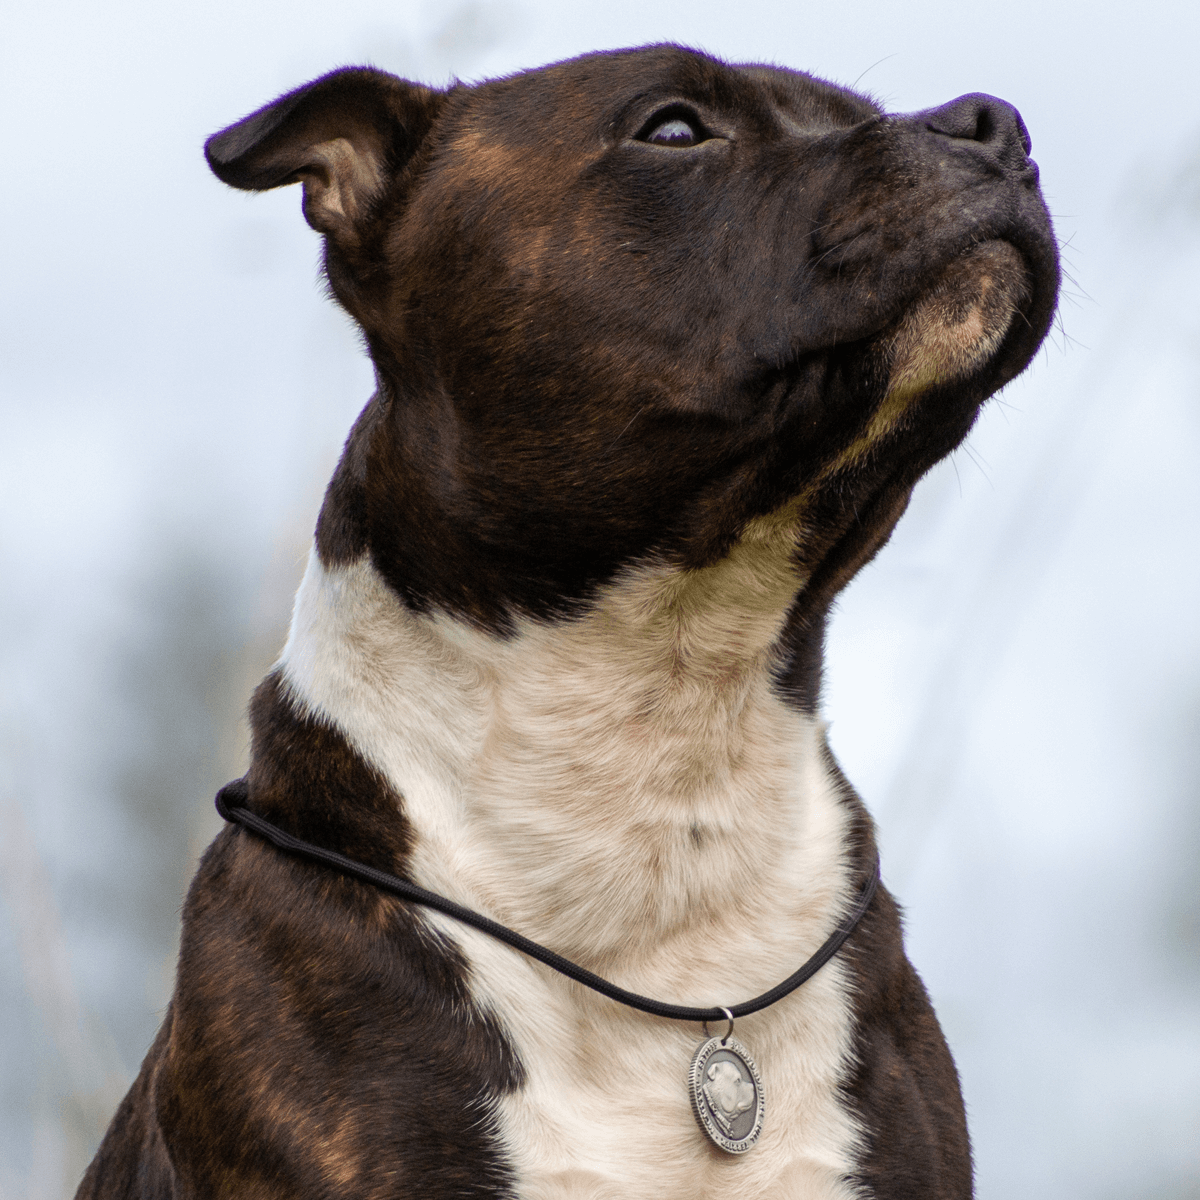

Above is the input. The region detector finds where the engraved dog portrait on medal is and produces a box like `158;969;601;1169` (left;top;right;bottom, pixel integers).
689;1036;765;1153
704;1060;756;1134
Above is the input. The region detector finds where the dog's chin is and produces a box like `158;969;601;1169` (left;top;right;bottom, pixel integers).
812;240;1030;481
882;239;1032;403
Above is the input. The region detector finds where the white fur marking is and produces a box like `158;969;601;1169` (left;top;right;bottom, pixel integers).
280;542;864;1199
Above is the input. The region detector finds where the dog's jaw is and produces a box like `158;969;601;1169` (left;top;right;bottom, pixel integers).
279;545;866;1198
806;240;1032;484
882;241;1031;405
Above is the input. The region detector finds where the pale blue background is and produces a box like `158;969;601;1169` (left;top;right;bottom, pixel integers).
2;1;1198;1196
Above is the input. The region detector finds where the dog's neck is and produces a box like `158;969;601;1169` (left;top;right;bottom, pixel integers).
278;515;849;969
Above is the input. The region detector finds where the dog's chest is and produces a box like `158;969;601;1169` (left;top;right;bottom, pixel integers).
281;552;864;1198
439;890;864;1200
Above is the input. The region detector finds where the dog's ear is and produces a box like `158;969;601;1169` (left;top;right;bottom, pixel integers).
204;68;444;245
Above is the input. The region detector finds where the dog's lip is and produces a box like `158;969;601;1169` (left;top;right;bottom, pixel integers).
749;236;1048;468
876;238;1033;397
795;232;1046;399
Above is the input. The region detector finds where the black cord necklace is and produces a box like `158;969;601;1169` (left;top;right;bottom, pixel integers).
215;777;879;1154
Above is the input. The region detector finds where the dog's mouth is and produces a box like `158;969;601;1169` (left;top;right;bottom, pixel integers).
878;239;1030;408
813;239;1030;476
752;242;1034;630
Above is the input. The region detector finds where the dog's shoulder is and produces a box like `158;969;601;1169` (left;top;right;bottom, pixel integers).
135;674;524;1198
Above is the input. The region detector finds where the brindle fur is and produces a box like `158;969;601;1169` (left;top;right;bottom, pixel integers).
78;44;1058;1200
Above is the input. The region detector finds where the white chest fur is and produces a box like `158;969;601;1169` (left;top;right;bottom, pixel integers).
279;538;864;1200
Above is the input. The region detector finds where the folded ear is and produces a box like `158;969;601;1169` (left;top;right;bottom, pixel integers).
204;68;444;244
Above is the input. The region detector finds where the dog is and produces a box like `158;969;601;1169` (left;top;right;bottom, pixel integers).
77;44;1058;1200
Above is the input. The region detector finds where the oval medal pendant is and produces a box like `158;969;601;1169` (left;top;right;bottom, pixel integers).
688;1035;765;1153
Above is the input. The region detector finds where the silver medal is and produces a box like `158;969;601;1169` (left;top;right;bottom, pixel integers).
688;1010;764;1154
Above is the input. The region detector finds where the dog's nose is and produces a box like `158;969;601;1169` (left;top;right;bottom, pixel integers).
919;93;1033;173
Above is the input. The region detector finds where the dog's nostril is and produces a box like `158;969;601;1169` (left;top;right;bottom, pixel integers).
922;93;1032;160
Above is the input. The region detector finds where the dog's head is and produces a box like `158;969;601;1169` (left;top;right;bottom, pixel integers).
207;45;1058;666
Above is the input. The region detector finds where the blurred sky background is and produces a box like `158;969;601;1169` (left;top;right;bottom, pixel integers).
2;0;1198;1197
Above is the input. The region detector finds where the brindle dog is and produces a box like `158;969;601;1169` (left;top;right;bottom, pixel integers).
78;44;1058;1200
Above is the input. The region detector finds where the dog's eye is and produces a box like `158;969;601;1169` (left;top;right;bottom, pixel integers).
647;118;700;146
640;113;705;147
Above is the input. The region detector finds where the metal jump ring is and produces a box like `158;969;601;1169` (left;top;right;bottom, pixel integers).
702;1008;736;1044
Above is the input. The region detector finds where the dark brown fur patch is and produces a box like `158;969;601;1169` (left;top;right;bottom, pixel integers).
826;751;974;1199
82;674;523;1199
